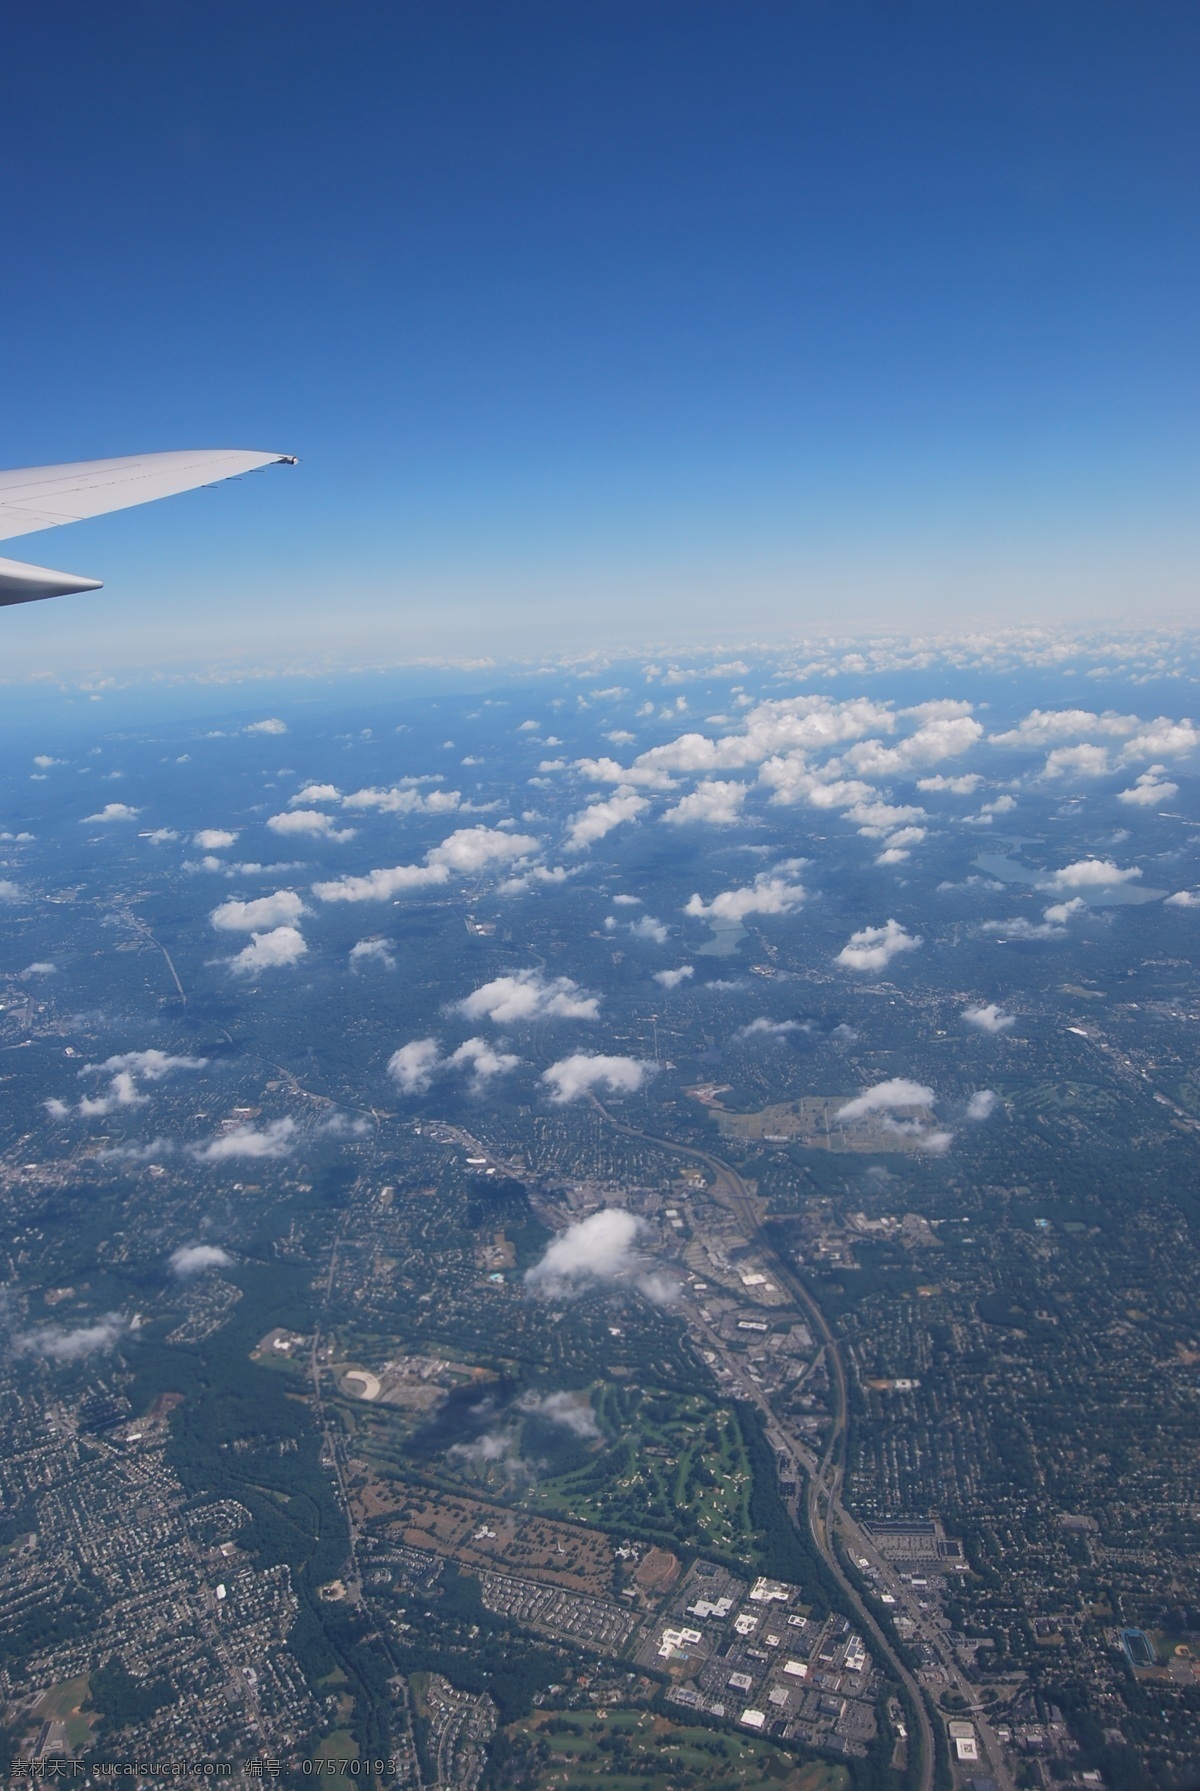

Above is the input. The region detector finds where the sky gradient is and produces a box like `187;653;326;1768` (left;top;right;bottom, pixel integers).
3;2;1198;672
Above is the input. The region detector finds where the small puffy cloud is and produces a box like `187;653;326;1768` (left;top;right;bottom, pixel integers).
193;829;239;850
917;774;983;794
342;784;464;815
654;965;694;989
612;893;641;906
1041;858;1141;890
516;1389;599;1438
193;1117;297;1160
211;889;307;931
1042;743;1109;779
170;1244;233;1276
455;969;599;1025
13;1314;129;1362
565;788;649;850
1118;718;1199;762
990;708;1138;747
267;809;355;841
541;1053;653;1104
662;779;747;826
33;754;63;768
82;802;140;823
87;1048;208;1081
844;714;983;776
429;826;539;874
0;880;21;900
628;914;669;944
1165;889;1200;907
387;1039;442;1095
737;1017;806;1040
524;1207;670;1303
685;870;805;923
246;717;287;735
144;828;180;844
20;961;56;978
836;1079;935;1122
836;918;921;972
314;862;449;903
447;1036;523;1093
963;1003;1015;1033
291;783;340;805
350;937;396;969
497;864;573;896
227;925;308;976
1117;766;1179;807
1042;896;1086;923
966;1089;998;1121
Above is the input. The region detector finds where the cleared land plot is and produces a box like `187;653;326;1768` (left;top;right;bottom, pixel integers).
352;1475;614;1597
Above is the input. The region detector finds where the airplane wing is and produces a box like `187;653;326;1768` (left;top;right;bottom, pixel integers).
0;448;295;606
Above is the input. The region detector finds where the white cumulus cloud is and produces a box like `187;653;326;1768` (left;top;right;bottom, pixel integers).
82;802;140;823
963;1003;1015;1033
454;969;599;1025
836;1079;935;1122
349;937;396;969
966;1089;998;1121
1166;890;1200;907
541;1054;653;1104
388;1039;442;1095
524;1207;672;1303
170;1244;233;1276
194;828;239;850
193;1118;297;1160
654;965;694;988
246;717;287;735
13;1314;130;1362
1041;859;1141;890
1042;743;1109;779
836;918;921;972
267;809;356;841
685;870;805;923
662;779;748;826
211;889;307;931
227;926;308;976
565;789;649;851
1117;766;1179;807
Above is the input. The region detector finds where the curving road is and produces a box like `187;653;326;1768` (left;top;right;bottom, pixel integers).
590;1098;938;1791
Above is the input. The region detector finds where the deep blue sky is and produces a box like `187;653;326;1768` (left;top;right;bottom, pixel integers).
3;2;1197;670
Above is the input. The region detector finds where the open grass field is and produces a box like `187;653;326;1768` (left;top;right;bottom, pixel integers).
502;1709;851;1791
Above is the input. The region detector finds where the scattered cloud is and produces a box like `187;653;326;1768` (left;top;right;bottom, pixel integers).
315;826;538;902
836;918;921;972
565;788;649;850
1041;859;1141;890
1118;719;1199;762
82;802;140;823
836;1079;935;1122
1042;743;1109;779
917;773;983;794
170;1244;233;1276
524;1207;672;1303
685;869;805;922
387;1035;521;1095
193;829;239;850
516;1389;600;1438
654;965;694;988
193;1118;297;1160
211;889;307;931
1166;890;1200;907
963;1003;1015;1033
454;969;599;1025
226;925;308;975
541;1054;653;1104
246;717;287;735
736;1018;806;1040
13;1314;130;1362
1117;766;1179;807
0;880;21;901
349;937;396;969
19;961;56;978
291;782;340;805
267;809;356;841
627;914;669;944
966;1089;998;1121
662;779;748;826
387;1039;442;1095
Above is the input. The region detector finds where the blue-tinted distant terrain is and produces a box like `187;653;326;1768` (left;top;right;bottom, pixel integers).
2;630;1200;1786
